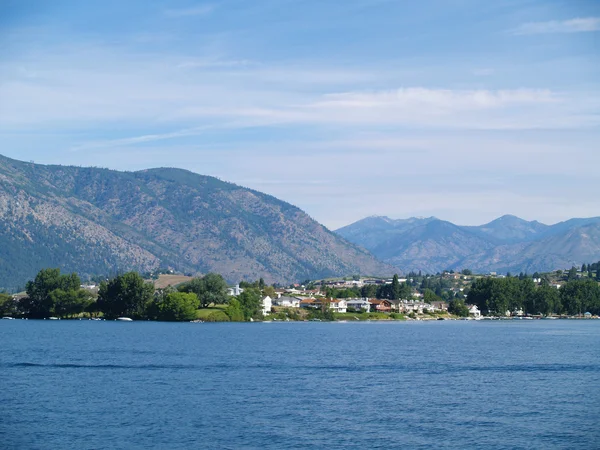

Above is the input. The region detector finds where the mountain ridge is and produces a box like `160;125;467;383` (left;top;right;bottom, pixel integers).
336;214;600;274
0;155;394;291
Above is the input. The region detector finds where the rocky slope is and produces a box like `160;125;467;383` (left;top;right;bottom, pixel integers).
0;155;393;291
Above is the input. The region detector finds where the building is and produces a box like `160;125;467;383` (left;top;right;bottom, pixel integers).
273;296;301;308
468;305;481;318
370;299;392;313
261;296;272;316
346;299;371;312
227;284;244;296
299;298;347;313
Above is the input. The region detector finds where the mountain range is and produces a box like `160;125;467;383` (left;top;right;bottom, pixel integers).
0;155;393;291
335;214;600;275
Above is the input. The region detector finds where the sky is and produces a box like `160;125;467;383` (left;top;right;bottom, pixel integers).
0;0;599;229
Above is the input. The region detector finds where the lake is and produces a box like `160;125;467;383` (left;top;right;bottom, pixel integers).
1;320;599;449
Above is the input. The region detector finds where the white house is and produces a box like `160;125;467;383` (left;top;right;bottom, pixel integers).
261;296;272;316
468;305;481;318
273;296;301;308
329;299;347;313
228;284;244;296
346;299;371;312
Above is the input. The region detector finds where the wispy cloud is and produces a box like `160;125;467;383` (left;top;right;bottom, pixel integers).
164;4;215;18
511;17;600;35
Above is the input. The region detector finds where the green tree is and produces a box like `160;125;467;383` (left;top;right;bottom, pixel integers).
0;293;17;317
262;285;276;298
530;284;561;316
154;292;200;321
390;274;401;300
24;268;81;318
567;266;578;281
461;269;473;276
50;288;94;318
237;288;263;320
423;289;441;304
448;299;469;317
360;284;378;298
560;279;600;315
225;298;245;322
97;272;154;319
179;273;229;308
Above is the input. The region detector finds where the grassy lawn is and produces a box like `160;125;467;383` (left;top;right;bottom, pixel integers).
195;305;229;321
334;312;405;321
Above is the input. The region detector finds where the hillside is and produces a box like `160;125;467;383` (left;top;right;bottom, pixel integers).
0;155;393;291
336;215;600;274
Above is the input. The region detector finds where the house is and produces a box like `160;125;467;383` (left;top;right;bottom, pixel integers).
468;305;481;318
228;284;244;296
300;298;318;309
299;298;347;313
329;299;347;313
346;299;371;312
431;301;448;312
261;296;272;316
370;299;392;313
273;296;301;308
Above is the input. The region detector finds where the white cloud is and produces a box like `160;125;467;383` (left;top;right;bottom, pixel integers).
511;17;600;35
164;5;215;18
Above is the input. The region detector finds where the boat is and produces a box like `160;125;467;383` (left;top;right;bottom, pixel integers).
2;316;15;320
48;317;59;320
116;317;133;322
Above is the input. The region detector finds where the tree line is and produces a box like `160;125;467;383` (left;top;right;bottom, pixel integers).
467;277;600;316
0;268;268;322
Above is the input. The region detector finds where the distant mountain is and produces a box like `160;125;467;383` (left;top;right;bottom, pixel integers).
0;155;393;291
336;214;600;274
464;214;548;244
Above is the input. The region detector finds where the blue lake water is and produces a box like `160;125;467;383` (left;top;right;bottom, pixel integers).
1;320;599;449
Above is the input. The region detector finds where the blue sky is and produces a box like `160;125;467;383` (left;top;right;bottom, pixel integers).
1;0;599;229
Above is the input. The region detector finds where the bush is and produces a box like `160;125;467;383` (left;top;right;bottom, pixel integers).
204;311;231;322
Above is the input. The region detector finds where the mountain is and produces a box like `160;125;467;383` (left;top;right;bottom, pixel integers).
0;155;393;291
465;214;548;244
336;215;600;274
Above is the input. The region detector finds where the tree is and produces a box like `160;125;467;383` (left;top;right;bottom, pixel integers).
530;284;561;316
154;292;200;321
560;279;600;315
225;298;245;322
567;266;578;281
262;285;276;298
179;273;229;308
360;284;377;298
582;264;587;272
461;269;472;276
448;299;469;317
423;289;441;304
237;288;263;320
390;274;401;300
0;293;17;317
24;268;81;318
50;289;94;318
97;272;154;319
